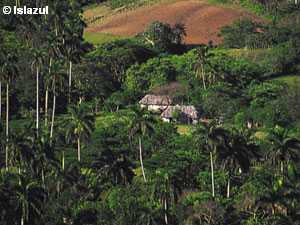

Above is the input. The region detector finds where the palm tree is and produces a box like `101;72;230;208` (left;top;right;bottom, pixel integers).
48;59;65;139
31;48;46;136
267;127;300;176
1;49;18;171
194;46;215;90
15;175;47;225
9;127;35;171
129;106;156;183
63;15;86;104
92;138;135;186
150;170;178;225
63;103;94;162
0;172;46;225
32;130;59;187
193;121;218;197
214;129;259;198
44;33;63;127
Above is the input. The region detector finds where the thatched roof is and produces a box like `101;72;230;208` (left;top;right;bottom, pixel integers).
161;105;198;120
139;95;172;106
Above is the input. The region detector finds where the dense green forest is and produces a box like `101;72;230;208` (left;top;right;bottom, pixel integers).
0;0;300;225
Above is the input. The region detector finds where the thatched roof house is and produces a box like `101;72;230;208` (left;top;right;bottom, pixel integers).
139;94;172;111
161;105;198;124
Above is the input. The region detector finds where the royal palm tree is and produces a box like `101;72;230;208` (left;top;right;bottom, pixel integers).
267;127;300;176
48;59;65;139
9;127;35;172
214;129;259;198
150;170;178;225
193;121;218;197
194;46;215;90
63;8;86;104
31;48;46;136
92;139;135;186
15;175;47;225
129;106;156;183
34;133;58;188
44;33;63;127
0;172;46;225
1;47;18;171
63;103;94;162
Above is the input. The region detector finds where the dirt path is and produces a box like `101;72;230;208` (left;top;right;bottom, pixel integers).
86;0;262;45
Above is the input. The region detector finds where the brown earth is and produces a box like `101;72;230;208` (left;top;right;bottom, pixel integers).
86;0;263;45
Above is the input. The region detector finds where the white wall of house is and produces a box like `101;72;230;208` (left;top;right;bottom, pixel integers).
162;118;171;122
141;104;168;112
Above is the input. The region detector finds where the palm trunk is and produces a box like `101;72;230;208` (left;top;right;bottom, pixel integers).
227;178;230;198
21;216;24;225
139;137;147;182
50;78;56;139
5;83;9;171
36;66;39;136
210;151;215;197
45;86;49;126
18;167;21;185
280;161;284;174
62;150;65;170
68;61;72;104
201;65;206;90
77;137;81;162
42;168;45;187
164;198;168;225
45;58;52;127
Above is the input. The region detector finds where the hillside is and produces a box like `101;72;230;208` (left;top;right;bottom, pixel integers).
84;0;263;45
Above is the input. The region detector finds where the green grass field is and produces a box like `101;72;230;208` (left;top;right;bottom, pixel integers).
176;124;194;135
207;0;273;20
214;48;271;63
276;75;300;87
84;32;126;45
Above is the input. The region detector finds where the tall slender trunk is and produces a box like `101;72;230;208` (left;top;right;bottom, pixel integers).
15;0;20;7
62;150;65;171
50;78;56;139
21;216;24;225
41;168;45;187
18;167;21;185
68;61;72;104
164;198;168;225
77;137;81;162
45;58;52;127
45;86;49;126
36;66;39;136
201;65;206;90
227;178;230;198
139;137;147;182
5;83;9;171
210;151;215;197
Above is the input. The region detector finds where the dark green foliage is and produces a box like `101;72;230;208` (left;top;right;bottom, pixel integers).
87;39;157;85
125;57;177;95
263;40;300;75
220;19;269;48
139;21;187;53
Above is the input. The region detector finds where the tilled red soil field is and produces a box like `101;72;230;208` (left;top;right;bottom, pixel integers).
86;0;262;45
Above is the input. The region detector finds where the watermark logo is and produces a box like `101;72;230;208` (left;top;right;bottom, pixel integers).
2;5;49;15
